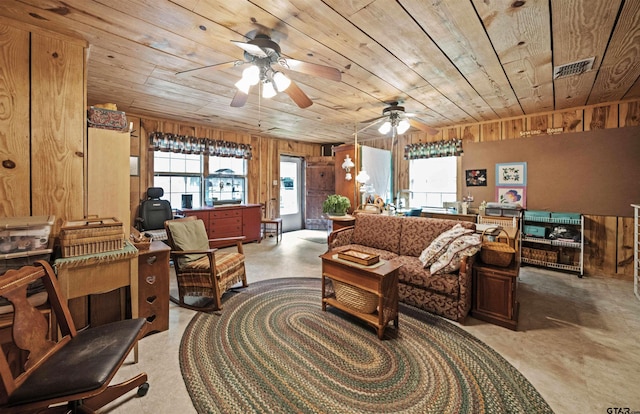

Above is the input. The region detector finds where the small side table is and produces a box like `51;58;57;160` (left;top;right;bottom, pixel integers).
327;214;355;232
471;259;520;330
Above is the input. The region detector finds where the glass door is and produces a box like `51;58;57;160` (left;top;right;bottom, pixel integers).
280;155;304;232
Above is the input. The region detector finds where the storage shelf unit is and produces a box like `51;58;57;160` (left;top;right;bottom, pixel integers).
521;213;584;277
633;204;639;301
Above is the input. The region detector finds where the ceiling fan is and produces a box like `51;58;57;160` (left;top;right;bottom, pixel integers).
176;33;342;109
357;101;439;137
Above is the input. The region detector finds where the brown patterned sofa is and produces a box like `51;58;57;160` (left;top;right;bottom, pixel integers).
327;213;477;323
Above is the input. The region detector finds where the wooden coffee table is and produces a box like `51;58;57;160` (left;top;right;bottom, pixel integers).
320;251;402;339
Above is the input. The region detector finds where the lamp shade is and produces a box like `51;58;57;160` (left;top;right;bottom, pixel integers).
234;77;251;94
378;121;391;134
397;119;410;134
242;65;260;85
262;81;277;98
341;155;355;170
356;170;370;183
273;71;291;92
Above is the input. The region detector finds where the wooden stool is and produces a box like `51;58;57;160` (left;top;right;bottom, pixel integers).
261;217;283;244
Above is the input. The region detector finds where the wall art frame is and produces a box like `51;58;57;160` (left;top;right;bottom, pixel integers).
465;169;487;186
496;162;527;186
496;186;526;208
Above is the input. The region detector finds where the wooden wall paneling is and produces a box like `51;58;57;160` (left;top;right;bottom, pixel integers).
395;135;410;195
248;135;261;205
140;118;160;191
30;33;85;231
128;115;142;229
553;109;583;132
480;121;501;142
268;138;279;217
0;24;30;217
584;103;619;130
462;124;480;142
444;127;460;140
583;215;618;277
617;216;635;277
501;118;525;140
619;101;640;127
527;114;552;133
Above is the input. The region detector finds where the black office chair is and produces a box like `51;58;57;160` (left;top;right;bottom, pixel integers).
136;187;173;241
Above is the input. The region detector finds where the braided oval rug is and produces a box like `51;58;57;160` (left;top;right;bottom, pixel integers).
179;278;553;414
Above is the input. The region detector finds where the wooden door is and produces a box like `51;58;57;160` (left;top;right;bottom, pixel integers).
305;157;334;230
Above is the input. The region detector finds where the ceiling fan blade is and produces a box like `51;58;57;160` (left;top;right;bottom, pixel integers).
231;40;269;58
355;118;386;134
360;115;385;124
283;58;341;82
176;61;241;77
230;89;249;107
408;118;439;135
284;80;313;108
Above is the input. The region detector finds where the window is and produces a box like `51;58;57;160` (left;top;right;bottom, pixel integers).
204;156;246;206
408;157;457;208
154;152;246;208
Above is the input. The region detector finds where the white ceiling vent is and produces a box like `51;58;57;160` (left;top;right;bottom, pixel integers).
553;57;595;80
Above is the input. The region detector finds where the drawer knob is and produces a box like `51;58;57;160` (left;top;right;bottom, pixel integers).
146;295;157;304
146;275;156;284
146;255;157;265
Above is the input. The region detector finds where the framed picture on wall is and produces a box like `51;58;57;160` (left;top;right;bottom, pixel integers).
496;186;526;208
465;169;487;186
496;162;527;186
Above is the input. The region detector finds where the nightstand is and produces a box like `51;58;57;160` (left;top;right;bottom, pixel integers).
471;259;519;330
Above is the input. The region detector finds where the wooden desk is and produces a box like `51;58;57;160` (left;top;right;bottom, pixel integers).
54;241;140;359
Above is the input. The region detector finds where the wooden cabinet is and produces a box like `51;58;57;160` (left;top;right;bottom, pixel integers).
137;241;170;336
242;205;261;242
87;128;131;231
472;260;519;330
183;204;261;248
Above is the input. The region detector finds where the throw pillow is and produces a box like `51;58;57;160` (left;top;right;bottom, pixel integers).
166;219;210;267
430;234;482;275
418;224;474;268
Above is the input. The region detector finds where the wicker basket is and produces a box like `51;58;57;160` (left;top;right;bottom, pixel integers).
332;280;378;314
480;228;515;267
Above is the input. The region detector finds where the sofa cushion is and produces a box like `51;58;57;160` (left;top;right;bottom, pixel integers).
393;255;460;298
430;234;481;275
330;244;399;261
399;217;475;257
418;224;475;267
352;214;402;254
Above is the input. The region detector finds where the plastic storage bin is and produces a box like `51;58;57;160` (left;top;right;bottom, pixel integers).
0;215;54;259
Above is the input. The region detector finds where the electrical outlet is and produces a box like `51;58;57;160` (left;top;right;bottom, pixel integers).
273;180;278;186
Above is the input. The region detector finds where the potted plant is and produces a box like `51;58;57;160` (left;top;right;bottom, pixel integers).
322;194;351;216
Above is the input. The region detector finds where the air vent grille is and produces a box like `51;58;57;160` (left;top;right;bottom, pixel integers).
553;57;595;80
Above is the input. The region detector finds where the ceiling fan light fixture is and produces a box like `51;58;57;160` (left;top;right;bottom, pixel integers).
397;119;410;134
235;77;251;94
262;81;277;99
242;65;260;85
378;121;392;135
273;71;291;92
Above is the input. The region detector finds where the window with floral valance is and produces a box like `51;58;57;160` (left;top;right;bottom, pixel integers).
150;132;252;159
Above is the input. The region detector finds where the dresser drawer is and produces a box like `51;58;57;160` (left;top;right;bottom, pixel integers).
212;209;241;218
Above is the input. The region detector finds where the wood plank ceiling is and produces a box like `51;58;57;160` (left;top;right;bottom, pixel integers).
1;0;638;144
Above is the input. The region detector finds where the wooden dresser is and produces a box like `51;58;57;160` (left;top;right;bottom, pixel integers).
137;241;170;336
182;204;261;248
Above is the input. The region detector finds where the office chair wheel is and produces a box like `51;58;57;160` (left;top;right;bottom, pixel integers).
137;382;150;397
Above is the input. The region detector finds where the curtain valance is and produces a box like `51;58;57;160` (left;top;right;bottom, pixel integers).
404;139;463;160
150;132;252;159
